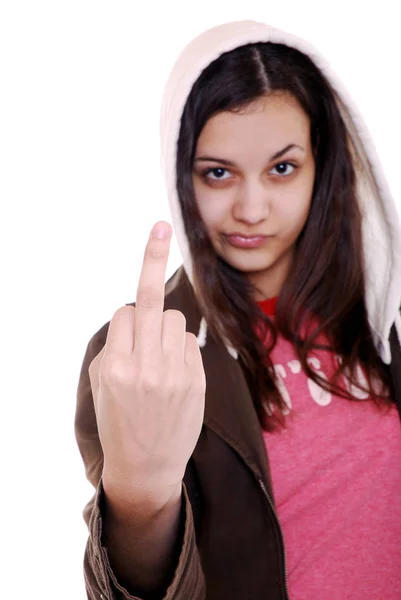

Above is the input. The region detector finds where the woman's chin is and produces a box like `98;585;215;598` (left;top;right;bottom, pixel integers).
221;252;275;274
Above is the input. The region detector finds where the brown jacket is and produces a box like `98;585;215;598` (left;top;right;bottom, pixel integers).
75;265;401;600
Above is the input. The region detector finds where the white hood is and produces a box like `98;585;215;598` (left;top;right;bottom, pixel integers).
159;19;401;365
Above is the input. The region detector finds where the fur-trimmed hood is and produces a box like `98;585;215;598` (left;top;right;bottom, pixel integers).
159;19;401;365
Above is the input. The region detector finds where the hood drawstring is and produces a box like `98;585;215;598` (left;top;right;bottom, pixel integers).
196;316;239;360
196;317;207;348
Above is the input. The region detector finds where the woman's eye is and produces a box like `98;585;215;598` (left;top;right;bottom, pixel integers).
203;167;230;181
270;162;296;176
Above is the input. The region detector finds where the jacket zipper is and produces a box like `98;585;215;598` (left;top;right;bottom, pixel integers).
257;477;290;600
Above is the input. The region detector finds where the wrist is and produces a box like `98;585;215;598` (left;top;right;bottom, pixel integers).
102;469;182;516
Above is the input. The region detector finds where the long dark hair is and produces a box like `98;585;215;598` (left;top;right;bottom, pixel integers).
176;42;393;432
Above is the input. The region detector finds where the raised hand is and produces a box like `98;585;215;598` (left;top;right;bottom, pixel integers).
88;221;206;501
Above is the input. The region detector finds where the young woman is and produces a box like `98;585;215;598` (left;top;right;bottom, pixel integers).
75;20;401;600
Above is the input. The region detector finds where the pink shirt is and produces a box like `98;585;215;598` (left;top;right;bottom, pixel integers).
257;297;401;599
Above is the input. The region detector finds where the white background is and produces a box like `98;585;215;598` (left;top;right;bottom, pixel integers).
1;1;399;598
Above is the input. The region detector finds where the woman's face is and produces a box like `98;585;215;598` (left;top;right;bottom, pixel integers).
192;92;316;300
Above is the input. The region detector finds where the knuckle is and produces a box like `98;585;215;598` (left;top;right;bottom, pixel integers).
163;309;186;327
186;331;197;342
136;287;161;309
146;243;167;261
99;355;126;384
114;305;135;317
116;304;135;313
138;373;160;394
185;331;200;350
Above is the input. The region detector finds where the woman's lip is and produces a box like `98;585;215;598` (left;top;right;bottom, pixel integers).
225;234;268;248
226;233;268;239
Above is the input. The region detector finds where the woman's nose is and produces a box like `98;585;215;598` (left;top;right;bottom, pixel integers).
232;183;271;224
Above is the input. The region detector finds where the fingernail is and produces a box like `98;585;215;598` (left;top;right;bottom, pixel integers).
151;222;168;239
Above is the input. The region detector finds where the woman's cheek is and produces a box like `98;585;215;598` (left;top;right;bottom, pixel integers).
199;190;233;223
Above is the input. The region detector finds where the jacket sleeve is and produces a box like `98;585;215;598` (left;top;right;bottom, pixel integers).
74;320;206;600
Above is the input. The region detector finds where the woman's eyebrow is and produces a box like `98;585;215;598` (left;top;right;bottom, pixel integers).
194;144;305;166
